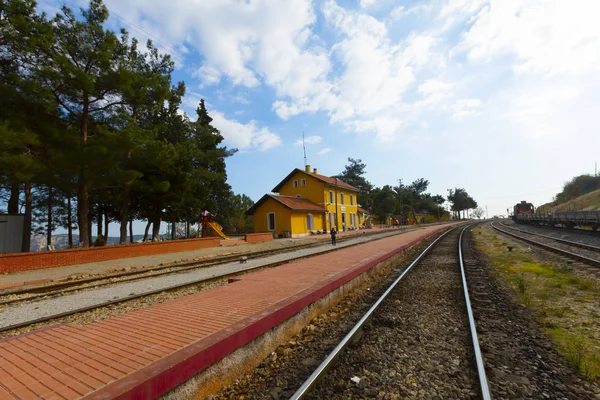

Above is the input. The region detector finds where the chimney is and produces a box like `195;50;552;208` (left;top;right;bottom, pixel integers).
305;165;311;173
313;168;317;174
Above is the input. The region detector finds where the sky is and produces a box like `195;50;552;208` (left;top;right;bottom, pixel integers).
38;0;600;233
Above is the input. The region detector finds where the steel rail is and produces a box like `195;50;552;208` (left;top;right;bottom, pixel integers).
499;221;600;253
459;225;492;400
0;227;428;334
491;222;600;268
289;227;456;400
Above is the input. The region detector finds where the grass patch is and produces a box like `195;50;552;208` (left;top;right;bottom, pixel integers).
474;224;600;382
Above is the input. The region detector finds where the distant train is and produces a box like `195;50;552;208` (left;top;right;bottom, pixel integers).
513;201;535;220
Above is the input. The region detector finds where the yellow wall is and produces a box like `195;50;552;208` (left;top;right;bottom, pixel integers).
277;169;359;232
252;198;291;235
277;171;325;206
323;189;359;231
290;212;326;236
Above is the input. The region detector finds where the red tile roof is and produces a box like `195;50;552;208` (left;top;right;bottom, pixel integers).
272;168;358;192
357;207;367;213
246;194;326;215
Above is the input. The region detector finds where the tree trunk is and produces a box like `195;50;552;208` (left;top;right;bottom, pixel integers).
67;196;73;248
97;203;103;236
77;102;90;247
7;182;19;214
104;206;109;239
143;220;151;242
171;222;176;240
119;186;130;244
129;218;134;243
87;209;93;246
21;182;32;252
46;186;53;247
152;216;161;242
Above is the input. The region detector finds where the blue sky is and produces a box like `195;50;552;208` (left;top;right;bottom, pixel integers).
39;0;600;233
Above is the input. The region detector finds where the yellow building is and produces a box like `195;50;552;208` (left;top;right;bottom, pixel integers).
246;165;363;237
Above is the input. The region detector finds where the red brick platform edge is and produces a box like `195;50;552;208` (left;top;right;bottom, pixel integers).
85;226;449;400
0;237;220;274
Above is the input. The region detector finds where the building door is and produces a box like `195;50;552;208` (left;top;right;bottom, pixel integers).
267;213;276;231
341;213;346;230
329;212;334;229
306;214;314;230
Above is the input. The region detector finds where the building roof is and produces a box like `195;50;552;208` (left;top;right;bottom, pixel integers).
272;168;358;193
357;207;367;213
246;194;327;215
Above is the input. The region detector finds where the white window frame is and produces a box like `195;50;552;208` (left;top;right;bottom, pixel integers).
301;178;306;187
329;191;334;204
340;193;345;205
293;180;298;188
267;212;276;231
350;195;354;205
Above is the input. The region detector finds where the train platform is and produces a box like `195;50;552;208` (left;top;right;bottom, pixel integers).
0;226;408;290
0;224;453;399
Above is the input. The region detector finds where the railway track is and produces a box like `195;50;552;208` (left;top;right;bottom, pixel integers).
290;225;492;399
0;228;413;307
0;227;422;334
492;221;600;268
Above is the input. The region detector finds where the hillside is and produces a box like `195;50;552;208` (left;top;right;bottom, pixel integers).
537;188;600;213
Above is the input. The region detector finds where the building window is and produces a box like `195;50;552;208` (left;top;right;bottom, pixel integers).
306;214;314;230
293;180;298;188
350;195;354;205
267;213;275;231
301;178;306;186
329;191;334;203
340;193;345;204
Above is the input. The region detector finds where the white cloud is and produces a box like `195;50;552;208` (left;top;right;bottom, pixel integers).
359;0;378;8
418;79;456;96
193;64;221;86
390;6;405;19
317;147;331;155
452;98;483;120
458;0;600;77
294;135;322;146
211;112;282;151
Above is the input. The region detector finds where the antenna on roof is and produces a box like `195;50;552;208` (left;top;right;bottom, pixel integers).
302;131;308;167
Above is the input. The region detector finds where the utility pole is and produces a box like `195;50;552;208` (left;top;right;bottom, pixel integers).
485;205;488;219
335;177;339;230
302;131;307;167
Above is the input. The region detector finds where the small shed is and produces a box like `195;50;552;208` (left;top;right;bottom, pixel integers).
0;214;25;254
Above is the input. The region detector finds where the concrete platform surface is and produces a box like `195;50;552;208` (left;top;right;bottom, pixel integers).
0;227;409;289
0;224;452;400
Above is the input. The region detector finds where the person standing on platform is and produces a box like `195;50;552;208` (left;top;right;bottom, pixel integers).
330;226;337;246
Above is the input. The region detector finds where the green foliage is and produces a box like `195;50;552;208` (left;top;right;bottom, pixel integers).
447;188;477;218
553;174;600;205
336;158;373;208
0;0;236;248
